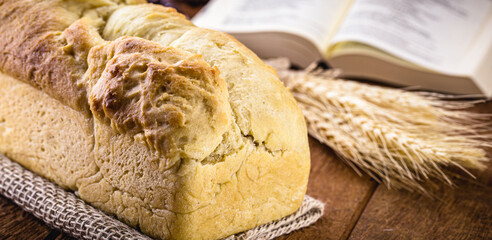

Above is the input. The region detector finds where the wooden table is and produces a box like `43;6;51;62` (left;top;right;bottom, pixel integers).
1;2;491;240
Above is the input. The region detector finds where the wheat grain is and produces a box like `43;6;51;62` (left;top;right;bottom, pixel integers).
267;58;490;193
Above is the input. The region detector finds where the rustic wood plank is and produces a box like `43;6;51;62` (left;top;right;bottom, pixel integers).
277;137;378;240
0;195;53;240
349;102;492;240
349;170;492;239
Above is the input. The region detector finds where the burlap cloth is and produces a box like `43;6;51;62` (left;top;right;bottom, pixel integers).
0;154;324;239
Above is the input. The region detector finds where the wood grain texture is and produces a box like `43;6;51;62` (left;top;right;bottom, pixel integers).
277;138;377;240
349;168;492;240
349;102;492;240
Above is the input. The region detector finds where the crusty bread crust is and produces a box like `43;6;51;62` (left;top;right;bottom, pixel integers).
0;1;310;239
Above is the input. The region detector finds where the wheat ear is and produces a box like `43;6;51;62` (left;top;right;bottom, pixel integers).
267;59;491;193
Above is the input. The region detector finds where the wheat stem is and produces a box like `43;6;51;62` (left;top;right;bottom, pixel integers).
267;58;490;193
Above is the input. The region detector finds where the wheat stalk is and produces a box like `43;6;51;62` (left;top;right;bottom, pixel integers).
267;59;491;193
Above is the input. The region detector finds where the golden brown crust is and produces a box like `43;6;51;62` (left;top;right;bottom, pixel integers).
0;0;145;112
87;36;231;162
0;0;89;111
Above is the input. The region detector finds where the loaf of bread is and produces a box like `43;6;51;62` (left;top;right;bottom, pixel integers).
0;0;310;239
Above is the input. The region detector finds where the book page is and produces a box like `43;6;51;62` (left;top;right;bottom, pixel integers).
464;9;492;97
330;0;492;75
193;0;351;51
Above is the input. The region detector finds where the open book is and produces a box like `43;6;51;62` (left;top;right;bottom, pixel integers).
192;0;492;97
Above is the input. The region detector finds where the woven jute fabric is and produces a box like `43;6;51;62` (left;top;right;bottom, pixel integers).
224;196;324;240
0;154;324;239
